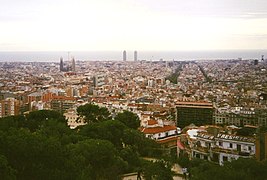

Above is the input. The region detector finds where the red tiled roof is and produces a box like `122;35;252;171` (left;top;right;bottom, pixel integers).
147;120;158;125
157;136;178;144
140;125;177;134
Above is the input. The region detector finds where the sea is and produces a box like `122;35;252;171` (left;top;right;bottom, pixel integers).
0;50;266;62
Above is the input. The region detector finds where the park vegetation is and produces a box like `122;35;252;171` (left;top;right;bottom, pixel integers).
177;152;267;180
0;104;173;179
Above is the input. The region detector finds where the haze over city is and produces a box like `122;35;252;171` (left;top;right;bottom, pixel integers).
1;0;267;51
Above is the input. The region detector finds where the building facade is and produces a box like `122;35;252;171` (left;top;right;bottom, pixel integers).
214;107;267;127
0;98;20;118
123;50;127;61
140;119;178;155
93;74;106;87
176;102;214;128
191;132;255;165
134;51;137;61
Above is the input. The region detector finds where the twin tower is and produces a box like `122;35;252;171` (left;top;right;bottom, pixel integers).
123;50;138;61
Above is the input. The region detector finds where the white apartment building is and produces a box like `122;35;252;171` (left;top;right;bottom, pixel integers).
64;108;86;129
191;132;255;165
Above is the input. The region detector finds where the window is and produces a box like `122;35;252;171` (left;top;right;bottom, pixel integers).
165;132;169;136
229;143;233;148
248;146;252;151
223;156;228;162
219;142;222;146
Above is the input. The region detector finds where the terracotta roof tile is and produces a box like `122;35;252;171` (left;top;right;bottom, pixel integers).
157;136;178;144
147;120;158;125
141;125;177;134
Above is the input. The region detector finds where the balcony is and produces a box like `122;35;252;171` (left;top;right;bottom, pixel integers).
211;147;254;157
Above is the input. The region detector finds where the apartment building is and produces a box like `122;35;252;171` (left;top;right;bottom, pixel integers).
191;131;255;165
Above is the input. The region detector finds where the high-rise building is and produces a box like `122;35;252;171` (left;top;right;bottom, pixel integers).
176;102;214;128
123;50;127;61
51;99;75;114
254;59;259;65
60;57;64;71
134;51;138;61
0;98;20;118
256;132;267;161
93;74;106;87
71;57;75;72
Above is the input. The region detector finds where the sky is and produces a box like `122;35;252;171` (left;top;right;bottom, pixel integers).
0;0;267;51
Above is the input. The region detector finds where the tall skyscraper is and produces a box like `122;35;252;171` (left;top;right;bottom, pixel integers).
134;51;138;61
71;57;75;72
60;57;64;71
123;50;127;61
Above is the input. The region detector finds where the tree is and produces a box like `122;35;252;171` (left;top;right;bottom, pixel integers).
26;110;65;122
115;110;140;129
142;160;174;180
0;128;77;180
25;110;66;132
37;119;73;140
177;153;190;168
79;120;126;148
69;139;126;179
122;128;162;157
189;158;267;180
0;155;16;180
77;103;111;123
236;127;256;136
120;146;141;172
0;115;25;131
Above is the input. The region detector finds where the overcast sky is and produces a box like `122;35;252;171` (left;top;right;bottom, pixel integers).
0;0;267;51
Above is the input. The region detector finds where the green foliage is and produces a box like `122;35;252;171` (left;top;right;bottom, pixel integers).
0;115;25;131
122;128;162;157
79;120;126;148
122;128;144;146
189;158;267;180
0;110;65;132
142;160;174;180
120;146;141;172
198;64;212;83
77;103;111;123
0;106;169;179
177;154;190;168
115;110;140;129
0;155;16;180
0;128;76;180
236;127;256;136
166;63;183;84
69;139;126;179
26;110;65;122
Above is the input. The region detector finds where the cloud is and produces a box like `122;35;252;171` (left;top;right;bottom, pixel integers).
134;0;267;19
0;0;267;50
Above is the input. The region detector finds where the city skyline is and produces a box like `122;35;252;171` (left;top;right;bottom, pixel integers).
0;0;267;51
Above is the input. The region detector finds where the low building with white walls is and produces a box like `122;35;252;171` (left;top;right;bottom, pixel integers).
64;108;86;129
140;119;179;155
191;131;255;165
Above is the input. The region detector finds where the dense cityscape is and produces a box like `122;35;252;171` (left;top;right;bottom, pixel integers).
0;52;267;179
